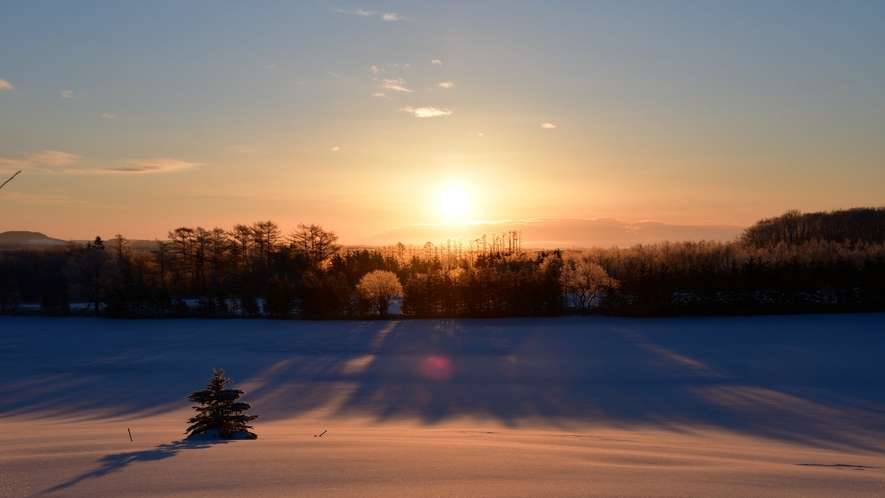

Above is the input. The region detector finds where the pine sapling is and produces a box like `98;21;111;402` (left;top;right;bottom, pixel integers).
186;368;259;439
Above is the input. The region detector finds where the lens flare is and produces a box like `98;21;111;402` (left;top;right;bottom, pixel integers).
418;355;454;381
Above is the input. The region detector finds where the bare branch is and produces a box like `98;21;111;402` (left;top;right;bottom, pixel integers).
0;170;21;190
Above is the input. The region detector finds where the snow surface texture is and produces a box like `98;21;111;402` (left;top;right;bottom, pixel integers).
186;428;257;441
1;314;883;496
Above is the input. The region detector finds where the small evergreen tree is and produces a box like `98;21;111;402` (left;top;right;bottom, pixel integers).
186;368;259;439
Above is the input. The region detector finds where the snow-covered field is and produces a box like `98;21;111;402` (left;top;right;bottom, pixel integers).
1;314;883;497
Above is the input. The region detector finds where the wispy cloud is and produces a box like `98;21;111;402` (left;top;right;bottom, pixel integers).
372;92;390;98
333;7;408;21
370;65;381;77
333;7;375;16
58;89;91;101
0;191;83;204
382;78;412;92
3;152;200;175
105;158;201;173
26;150;79;166
331;146;340;152
401;106;452;118
541;122;556;129
0;157;28;170
101;113;115;119
431;60;442;66
437;81;454;89
0;79;13;91
327;71;340;79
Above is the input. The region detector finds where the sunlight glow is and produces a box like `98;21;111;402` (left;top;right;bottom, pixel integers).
438;186;471;219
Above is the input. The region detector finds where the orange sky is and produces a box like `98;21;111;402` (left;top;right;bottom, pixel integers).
1;2;883;246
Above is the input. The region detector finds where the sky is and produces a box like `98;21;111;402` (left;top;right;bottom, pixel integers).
1;1;883;246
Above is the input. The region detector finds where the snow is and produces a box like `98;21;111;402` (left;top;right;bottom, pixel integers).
1;314;883;496
185;428;257;441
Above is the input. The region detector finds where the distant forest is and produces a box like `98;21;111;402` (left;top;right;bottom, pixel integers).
2;207;884;318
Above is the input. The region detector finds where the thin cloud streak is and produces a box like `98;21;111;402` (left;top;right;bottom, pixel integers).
541;122;556;129
401;106;452;118
332;7;375;16
332;7;408;21
26;150;79;166
0;157;29;170
58;90;91;101
104;158;201;174
437;81;454;89
0;191;84;204
382;78;412;92
0;79;13;90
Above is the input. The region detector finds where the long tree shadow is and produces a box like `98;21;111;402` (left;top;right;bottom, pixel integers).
242;315;885;452
32;437;228;496
0;317;398;419
4;315;885;453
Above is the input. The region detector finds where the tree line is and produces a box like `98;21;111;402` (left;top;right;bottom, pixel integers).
1;208;884;318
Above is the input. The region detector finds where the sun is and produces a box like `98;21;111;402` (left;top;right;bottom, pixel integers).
438;186;471;220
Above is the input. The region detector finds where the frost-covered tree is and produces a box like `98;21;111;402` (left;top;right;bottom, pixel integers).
560;254;619;315
357;270;403;317
186;368;259;439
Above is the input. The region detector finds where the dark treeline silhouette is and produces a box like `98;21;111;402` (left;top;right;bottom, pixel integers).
595;238;884;316
1;209;884;318
741;207;885;248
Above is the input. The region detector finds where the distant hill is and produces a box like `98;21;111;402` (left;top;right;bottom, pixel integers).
0;231;162;250
366;218;746;248
0;231;68;247
70;238;161;251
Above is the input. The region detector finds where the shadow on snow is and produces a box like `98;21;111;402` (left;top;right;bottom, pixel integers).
32;437;228;496
2;314;884;453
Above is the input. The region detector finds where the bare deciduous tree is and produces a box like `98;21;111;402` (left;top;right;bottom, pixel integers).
153;240;171;287
251;221;281;266
289;223;340;269
230;224;253;269
64;245;118;313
